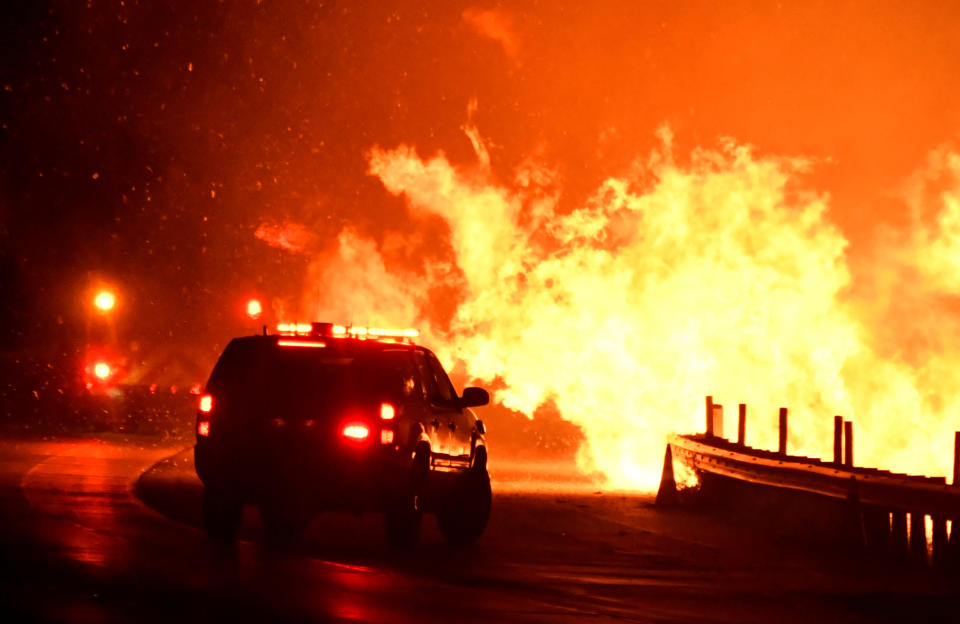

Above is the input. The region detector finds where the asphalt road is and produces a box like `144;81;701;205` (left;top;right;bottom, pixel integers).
0;434;956;623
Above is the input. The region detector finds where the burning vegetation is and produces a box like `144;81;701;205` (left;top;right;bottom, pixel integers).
295;124;960;491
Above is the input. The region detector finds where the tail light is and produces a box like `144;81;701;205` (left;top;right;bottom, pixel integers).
198;393;213;413
342;423;370;441
380;429;394;445
379;402;396;420
197;420;211;437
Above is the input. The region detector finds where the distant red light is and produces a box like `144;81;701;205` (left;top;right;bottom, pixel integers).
93;362;112;381
197;420;210;437
342;423;370;441
198;394;213;413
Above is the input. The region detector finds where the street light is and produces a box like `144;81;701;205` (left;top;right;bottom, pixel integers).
94;290;116;312
247;298;262;320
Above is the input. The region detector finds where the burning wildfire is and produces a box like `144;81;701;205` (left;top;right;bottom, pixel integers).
304;123;960;491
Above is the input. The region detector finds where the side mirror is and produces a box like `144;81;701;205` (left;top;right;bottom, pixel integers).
475;419;486;435
459;387;489;408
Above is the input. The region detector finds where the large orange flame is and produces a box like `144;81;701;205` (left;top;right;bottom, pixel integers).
307;126;960;491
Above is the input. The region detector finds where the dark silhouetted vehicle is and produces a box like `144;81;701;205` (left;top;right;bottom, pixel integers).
194;322;491;546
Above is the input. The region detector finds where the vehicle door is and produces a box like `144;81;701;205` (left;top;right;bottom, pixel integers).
426;351;473;464
413;350;468;466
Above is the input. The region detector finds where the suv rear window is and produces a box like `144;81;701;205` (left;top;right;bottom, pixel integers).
205;338;416;415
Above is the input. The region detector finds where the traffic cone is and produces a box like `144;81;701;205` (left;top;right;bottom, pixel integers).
656;444;678;507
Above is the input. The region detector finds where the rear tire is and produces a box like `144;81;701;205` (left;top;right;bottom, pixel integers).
437;466;491;546
384;445;428;547
203;486;243;544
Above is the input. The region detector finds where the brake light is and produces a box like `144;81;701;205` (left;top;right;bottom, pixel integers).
277;339;326;348
342;423;370;440
198;393;213;413
380;429;394;444
379;402;396;420
197;420;211;437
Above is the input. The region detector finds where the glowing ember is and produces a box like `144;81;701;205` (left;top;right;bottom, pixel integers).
254;221;312;253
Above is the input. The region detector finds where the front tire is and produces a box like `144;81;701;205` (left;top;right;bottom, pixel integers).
203;486;243;544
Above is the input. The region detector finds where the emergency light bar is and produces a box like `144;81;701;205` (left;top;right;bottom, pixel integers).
276;321;419;342
277;323;313;335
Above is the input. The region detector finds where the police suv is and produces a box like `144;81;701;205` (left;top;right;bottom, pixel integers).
194;322;491;546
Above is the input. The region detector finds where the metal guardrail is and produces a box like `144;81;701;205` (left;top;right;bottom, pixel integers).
657;397;960;568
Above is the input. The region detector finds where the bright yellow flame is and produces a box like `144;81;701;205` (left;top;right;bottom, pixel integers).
303;127;960;491
93;362;112;380
93;290;115;312
247;299;262;318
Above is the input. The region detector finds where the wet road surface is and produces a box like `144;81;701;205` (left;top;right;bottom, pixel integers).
0;435;956;622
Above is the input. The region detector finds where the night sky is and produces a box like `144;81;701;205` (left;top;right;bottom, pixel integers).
3;0;960;380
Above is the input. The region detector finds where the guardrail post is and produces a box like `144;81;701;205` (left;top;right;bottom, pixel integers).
778;407;788;455
844;420;854;467
891;511;909;559
842;477;866;550
910;511;928;566
705;396;714;436
863;507;889;554
711;404;724;439
932;516;949;569
737;404;746;446
833;416;843;465
656;444;678;506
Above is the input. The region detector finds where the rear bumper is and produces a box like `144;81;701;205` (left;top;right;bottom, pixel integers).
195;438;413;512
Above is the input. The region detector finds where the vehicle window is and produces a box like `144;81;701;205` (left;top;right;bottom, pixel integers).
426;352;457;403
371;351;418;399
206;339;359;407
413;351;439;402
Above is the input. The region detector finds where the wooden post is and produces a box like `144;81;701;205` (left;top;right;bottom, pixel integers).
844;420;853;467
778;407;788;456
891;511;909;559
910;511;928;566
711;404;724;439
863;507;889;554
737;403;746;446
833;416;843;465
705;395;714;436
932;516;948;568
